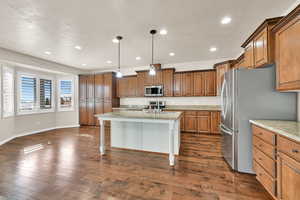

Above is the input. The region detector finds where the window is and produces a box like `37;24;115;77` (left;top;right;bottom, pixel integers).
58;79;74;111
18;74;37;113
40;79;53;110
2;67;14;117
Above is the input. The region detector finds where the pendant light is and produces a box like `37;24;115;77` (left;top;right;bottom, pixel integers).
149;29;157;76
116;36;123;78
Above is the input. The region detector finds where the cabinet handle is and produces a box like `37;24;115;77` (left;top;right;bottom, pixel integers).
259;132;263;135
292;149;299;153
258;157;262;161
258;144;263;148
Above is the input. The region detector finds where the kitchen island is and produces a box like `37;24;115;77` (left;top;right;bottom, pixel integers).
95;111;183;166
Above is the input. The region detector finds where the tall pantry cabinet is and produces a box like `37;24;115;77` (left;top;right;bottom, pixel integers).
79;72;119;126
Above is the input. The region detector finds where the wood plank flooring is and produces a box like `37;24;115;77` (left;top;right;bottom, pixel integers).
0;127;272;200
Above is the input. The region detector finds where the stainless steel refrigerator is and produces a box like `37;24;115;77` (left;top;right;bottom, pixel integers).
220;65;297;174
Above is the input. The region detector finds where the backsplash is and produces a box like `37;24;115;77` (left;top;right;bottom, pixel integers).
120;96;221;106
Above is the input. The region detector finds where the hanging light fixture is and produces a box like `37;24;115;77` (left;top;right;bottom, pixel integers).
149;29;157;76
116;36;123;78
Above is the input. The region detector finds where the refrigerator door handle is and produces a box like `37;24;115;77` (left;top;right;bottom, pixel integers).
220;124;233;135
221;79;228;118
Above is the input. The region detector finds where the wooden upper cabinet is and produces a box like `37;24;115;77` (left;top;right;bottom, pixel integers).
244;41;254;68
128;76;137;97
273;5;300;91
253;27;268;67
215;62;231;96
117;76;137;97
103;73;113;100
204;71;216;96
182;72;194;96
173;73;182;96
193;72;205;96
241;17;283;68
94;74;104;126
136;72;145;97
162;69;174;97
233;54;245;69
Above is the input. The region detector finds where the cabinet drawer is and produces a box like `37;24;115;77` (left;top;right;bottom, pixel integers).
252;125;276;145
185;111;197;116
253;147;276;178
278;136;300;162
197;111;210;116
253;161;276;197
253;136;276;159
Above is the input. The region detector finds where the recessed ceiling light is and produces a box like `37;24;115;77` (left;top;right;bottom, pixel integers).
169;52;175;56
221;16;232;24
112;38;119;43
136;56;141;60
82;63;87;66
160;29;168;35
44;51;51;55
75;45;82;50
106;60;112;64
210;47;217;52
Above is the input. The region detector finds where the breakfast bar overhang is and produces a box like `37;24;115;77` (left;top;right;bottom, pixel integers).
95;111;183;166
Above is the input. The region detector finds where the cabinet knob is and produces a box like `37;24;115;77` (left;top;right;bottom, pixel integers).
259;132;263;135
292;149;299;153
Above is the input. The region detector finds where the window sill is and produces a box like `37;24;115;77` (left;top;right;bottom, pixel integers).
17;109;55;116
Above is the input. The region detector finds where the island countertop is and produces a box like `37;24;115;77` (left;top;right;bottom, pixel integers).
112;105;221;111
250;120;300;142
95;110;183;121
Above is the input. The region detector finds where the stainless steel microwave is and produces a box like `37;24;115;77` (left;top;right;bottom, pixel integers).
144;85;163;97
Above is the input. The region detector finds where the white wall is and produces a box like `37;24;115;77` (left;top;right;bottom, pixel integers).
120;96;220;106
0;49;80;145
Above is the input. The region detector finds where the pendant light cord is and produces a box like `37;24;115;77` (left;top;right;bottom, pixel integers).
151;33;154;66
118;39;120;71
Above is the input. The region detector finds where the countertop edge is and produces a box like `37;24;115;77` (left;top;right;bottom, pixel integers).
249;120;300;143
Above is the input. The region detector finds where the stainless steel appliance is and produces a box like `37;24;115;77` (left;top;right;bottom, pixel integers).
220;65;297;174
144;85;163;97
148;101;166;110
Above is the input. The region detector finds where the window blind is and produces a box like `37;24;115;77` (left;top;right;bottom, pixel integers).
40;79;52;109
3;67;14;117
60;80;72;108
20;76;37;111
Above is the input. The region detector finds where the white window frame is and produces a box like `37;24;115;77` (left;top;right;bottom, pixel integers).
57;78;74;112
2;66;15;118
17;72;56;115
17;72;39;115
39;75;55;113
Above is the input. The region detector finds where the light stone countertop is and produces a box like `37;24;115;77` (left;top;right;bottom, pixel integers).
113;105;221;111
250;120;300;143
95;110;183;121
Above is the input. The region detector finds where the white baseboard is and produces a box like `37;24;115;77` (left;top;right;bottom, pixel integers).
0;124;80;146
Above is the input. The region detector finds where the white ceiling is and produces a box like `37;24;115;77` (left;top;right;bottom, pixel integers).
0;0;296;71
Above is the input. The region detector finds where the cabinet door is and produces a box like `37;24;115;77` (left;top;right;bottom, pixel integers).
137;72;145;97
204;71;216;96
277;152;300;200
193;72;205;96
79;76;88;125
128;76;137;97
182;72;194;96
197;111;211;133
154;70;163;85
144;72;153;86
87;75;95;126
244;41;254;68
94;74;104;126
216;65;228;96
184;115;197;132
254;27;268;68
173;73;182;96
275;15;300;91
163;69;174;97
104;73;112;100
211;111;221;134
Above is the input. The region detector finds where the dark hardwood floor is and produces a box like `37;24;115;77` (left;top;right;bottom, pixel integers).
0;127;272;200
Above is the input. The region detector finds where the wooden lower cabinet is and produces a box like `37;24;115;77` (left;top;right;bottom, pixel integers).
184;112;197;132
210;111;221;134
277;152;300;200
252;124;300;200
197;111;211;133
